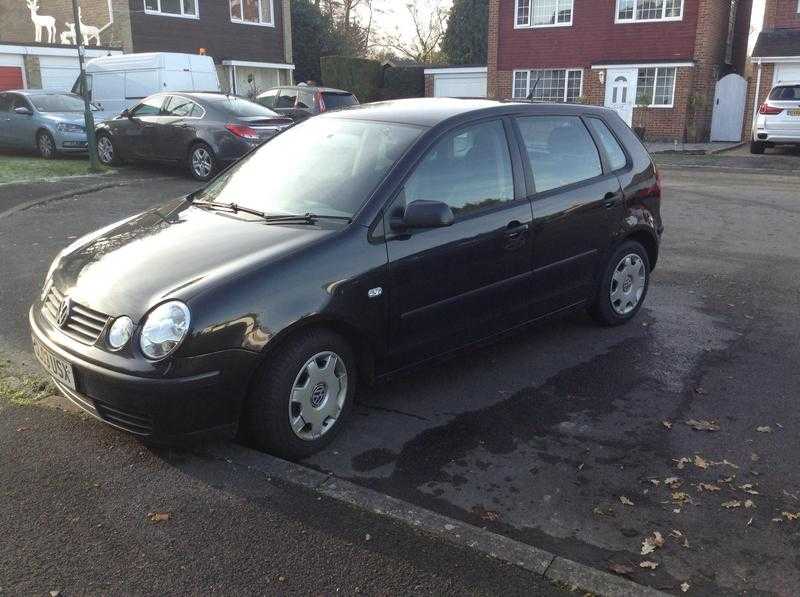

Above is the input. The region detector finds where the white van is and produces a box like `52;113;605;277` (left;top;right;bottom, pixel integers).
73;53;221;120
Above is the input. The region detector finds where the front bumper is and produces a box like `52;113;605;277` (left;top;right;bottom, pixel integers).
54;130;89;152
30;305;260;442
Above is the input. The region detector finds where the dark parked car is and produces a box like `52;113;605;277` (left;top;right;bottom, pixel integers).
255;85;359;122
95;92;293;180
30;98;663;459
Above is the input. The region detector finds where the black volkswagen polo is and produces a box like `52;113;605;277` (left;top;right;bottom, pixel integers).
30;99;663;459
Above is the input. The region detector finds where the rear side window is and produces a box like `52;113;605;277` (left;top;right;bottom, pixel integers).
276;88;298;108
164;96;200;117
586;118;627;171
515;116;602;193
404;119;514;218
256;89;278;108
0;94;12;112
322;93;358;110
769;85;800;101
297;90;315;109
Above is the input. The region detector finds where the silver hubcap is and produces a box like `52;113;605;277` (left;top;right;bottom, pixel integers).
610;253;646;316
39;134;54;157
288;351;348;441
97;136;113;163
192;147;213;178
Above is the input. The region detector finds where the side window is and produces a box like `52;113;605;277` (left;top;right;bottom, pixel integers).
257;89;278;108
403;120;515;219
131;96;164;117
586;118;628;171
10;95;31;111
276;88;298;108
164;95;197;117
515;116;602;194
0;94;10;112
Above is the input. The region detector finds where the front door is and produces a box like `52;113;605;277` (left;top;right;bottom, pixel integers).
122;95;164;159
605;68;638;127
384;118;534;368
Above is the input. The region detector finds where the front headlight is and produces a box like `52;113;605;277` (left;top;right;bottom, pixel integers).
57;122;85;134
139;301;191;360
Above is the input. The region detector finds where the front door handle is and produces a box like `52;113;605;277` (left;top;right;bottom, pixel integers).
504;221;529;239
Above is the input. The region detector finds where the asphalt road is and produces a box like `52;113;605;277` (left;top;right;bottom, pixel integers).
2;154;800;595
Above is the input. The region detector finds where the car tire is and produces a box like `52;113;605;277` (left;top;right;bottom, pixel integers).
188;142;216;181
37;131;56;160
96;133;123;166
244;328;356;460
750;140;766;155
589;240;651;327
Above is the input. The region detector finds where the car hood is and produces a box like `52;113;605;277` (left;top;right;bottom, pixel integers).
41;112;86;125
49;199;337;319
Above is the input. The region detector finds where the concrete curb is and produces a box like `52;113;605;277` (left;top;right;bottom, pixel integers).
213;444;671;597
707;142;746;155
0;175;177;221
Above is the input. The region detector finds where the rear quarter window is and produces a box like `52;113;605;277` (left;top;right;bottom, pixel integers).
322;93;358;110
586;118;628;171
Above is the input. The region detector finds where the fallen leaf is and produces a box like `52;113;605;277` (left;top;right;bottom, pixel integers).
686;419;720;432
672;492;691;504
756;426;772;433
674;457;691;470
698;483;721;492
744;499;756;509
593;505;615;517
650;479;661;486
146;512;170;523
782;511;800;521
365;533;371;541
662;420;673;430
640;561;659;569
681;581;691;592
16;427;31;432
665;476;681;487
694;455;709;469
722;500;742;509
710;459;740;469
479;509;500;522
695;387;707;395
740;484;760;495
641;531;664;555
747;517;753;526
608;563;634;576
719;475;736;484
619;496;635;506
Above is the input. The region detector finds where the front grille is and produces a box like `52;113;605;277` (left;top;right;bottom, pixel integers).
43;285;110;345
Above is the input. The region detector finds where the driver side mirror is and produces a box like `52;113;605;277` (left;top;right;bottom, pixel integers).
14;106;33;116
391;200;455;231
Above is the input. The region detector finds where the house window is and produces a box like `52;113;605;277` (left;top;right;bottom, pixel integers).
636;67;677;107
144;0;197;18
616;0;682;22
230;0;274;26
515;0;573;27
513;69;583;102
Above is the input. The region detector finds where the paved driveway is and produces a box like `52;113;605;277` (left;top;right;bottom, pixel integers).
2;157;799;594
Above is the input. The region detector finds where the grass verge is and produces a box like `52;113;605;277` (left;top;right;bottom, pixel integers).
0;361;55;406
0;154;108;185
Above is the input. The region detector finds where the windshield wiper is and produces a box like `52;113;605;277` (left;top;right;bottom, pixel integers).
188;199;351;225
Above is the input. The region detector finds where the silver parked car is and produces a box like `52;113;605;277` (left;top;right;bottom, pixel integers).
0;90;95;159
751;82;800;154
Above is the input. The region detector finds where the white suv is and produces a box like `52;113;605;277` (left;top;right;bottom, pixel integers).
751;82;800;154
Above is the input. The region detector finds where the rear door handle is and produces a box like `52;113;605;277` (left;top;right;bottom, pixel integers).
504;220;529;239
603;192;622;208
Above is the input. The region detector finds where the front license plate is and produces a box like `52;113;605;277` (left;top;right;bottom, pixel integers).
32;337;76;391
789;109;800;117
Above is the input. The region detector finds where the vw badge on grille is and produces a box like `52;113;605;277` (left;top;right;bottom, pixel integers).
57;296;72;328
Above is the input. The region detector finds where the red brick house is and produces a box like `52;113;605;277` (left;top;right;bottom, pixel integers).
746;0;800;135
487;0;753;141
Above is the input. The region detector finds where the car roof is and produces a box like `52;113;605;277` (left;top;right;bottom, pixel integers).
321;97;614;128
4;89;73;96
264;86;353;95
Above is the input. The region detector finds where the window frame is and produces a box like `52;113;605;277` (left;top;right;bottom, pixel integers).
514;0;574;29
230;0;275;27
143;0;199;20
635;66;677;108
615;0;684;24
512;68;583;103
162;95;206;119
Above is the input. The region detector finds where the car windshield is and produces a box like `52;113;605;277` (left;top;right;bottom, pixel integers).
29;94;85;112
213;96;280;117
323;93;358;110
769;85;800;101
193;117;423;218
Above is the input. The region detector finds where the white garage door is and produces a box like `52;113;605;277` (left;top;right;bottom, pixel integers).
433;73;487;98
40;56;81;92
774;63;800;85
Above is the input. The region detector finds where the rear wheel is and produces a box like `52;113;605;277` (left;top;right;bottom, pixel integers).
96;133;122;166
589;240;650;326
188;142;216;181
37;131;56;159
244;328;356;459
750;140;765;154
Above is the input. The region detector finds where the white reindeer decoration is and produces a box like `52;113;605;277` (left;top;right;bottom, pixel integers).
75;7;101;46
60;22;76;45
26;0;56;44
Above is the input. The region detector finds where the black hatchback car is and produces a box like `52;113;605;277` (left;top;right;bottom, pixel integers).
255;85;359;122
95;92;293;181
30;98;663;459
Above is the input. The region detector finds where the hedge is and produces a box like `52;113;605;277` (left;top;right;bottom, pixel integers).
321;56;425;103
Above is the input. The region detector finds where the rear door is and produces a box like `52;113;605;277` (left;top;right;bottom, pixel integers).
157;95;203;161
514;114;624;316
384;118;534;368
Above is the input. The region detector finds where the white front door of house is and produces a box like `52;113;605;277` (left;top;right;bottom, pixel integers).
605;68;638;127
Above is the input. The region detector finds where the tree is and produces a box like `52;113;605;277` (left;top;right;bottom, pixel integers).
441;0;488;65
376;1;448;64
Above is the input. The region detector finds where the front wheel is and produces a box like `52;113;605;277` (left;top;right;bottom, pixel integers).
96;133;122;166
37;131;56;159
188;142;216;181
244;329;356;459
589;240;650;326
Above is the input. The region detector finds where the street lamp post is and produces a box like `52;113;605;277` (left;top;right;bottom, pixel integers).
70;0;101;172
